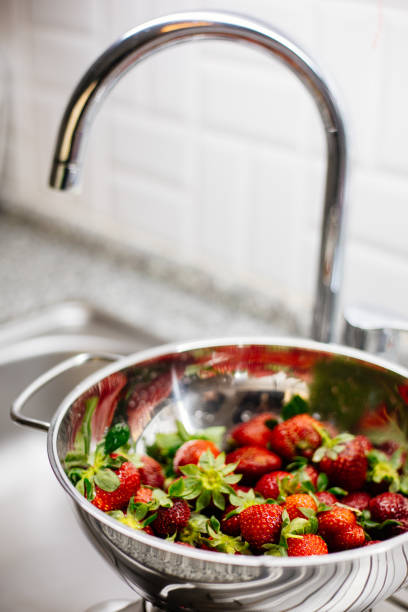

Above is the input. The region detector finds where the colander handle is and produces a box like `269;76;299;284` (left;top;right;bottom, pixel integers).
11;352;121;432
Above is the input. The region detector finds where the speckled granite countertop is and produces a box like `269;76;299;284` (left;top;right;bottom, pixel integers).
0;211;298;342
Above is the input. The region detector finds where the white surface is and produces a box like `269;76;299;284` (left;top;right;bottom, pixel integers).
0;0;407;332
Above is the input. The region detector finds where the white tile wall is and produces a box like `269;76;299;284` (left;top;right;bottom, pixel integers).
0;0;407;335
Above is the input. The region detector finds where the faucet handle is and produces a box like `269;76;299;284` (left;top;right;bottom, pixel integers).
343;304;408;364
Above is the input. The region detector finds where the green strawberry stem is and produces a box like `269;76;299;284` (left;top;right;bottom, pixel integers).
169;450;241;512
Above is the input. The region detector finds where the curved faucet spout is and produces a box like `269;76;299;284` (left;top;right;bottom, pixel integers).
49;11;348;343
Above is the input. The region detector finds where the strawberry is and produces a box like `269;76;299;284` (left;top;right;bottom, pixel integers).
287;533;328;556
303;465;319;489
92;460;141;512
139;455;165;488
318;506;357;547
283;494;317;521
342;491;371;512
221;504;242;536
230;412;278;448
221;488;266;535
133;486;154;505
314;491;337;506
255;471;293;499
152;499;191;536
174;439;220;473
268;414;323;460
239;503;283;550
355;435;373;454
315;436;368;492
330;524;366;551
225;446;281;484
368;492;408;535
369;492;408;522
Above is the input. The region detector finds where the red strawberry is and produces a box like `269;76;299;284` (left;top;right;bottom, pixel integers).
369;492;408;523
368;492;408;535
239;503;283;550
230;412;278;448
255;470;293;499
226;446;282;484
355;435;373;454
287;534;328;556
173;439;220;473
152;499;191;537
318;506;357;547
232;484;251;494
318;505;367;552
139;455;165;488
317;437;368;492
268;414;322;460
303;465;319;489
133;486;153;504
314;491;337;506
92;460;141;512
143;524;155;536
283;493;317;521
342;491;371;512
221;504;242;536
331;524;366;551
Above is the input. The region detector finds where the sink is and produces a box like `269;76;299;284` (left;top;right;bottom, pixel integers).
3;301;408;611
1;302;164;612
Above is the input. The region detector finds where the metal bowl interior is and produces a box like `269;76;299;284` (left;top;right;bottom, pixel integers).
48;338;408;611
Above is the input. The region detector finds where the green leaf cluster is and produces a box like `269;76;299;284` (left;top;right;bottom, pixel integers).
169;450;241;512
65;421;134;500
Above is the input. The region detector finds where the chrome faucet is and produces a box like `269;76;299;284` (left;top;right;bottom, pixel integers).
49;11;348;344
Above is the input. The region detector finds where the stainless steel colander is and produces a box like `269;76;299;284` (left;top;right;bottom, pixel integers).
12;338;408;611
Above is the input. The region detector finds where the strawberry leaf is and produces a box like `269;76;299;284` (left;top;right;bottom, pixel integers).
282;395;309;421
327;486;347;496
317;473;329;491
83;477;95;501
107;510;125;520
168;478;185;497
205;516;250;555
263;543;287;556
104;423;130;454
67;466;87;486
143;512;158;527
64;451;89;470
196;489;212;512
213;490;226;510
104;455;128;470
287;456;308;471
174;451;241;511
128;499;150;521
94;468;120;492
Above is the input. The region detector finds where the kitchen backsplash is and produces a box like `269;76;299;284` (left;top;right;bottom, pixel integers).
0;0;407;335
